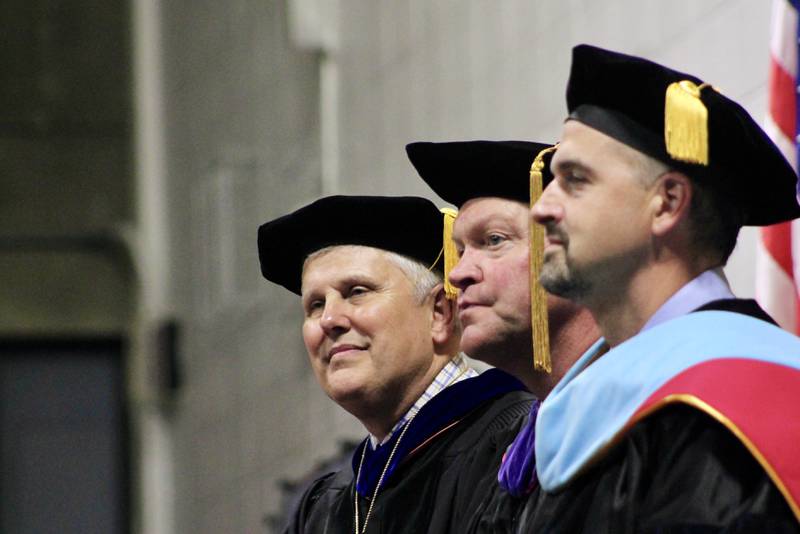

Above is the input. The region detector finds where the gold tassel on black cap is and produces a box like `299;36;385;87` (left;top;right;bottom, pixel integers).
664;80;711;165
529;145;557;373
440;207;459;300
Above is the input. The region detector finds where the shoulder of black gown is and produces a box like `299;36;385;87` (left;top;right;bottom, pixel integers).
282;468;352;534
425;377;533;534
694;297;779;326
633;405;799;531
522;404;800;533
441;383;533;457
463;408;537;534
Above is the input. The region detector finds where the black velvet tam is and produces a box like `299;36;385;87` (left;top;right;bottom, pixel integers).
257;195;445;295
406;140;555;207
566;44;800;226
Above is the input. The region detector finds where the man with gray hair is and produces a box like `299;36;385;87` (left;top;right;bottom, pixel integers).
258;195;533;533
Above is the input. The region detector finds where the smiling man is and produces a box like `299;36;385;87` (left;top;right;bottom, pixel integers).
407;141;600;532
258;195;532;534
526;44;800;532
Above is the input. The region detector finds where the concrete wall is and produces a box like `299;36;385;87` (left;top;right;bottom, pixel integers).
159;1;362;532
0;0;133;336
335;0;769;295
158;2;773;532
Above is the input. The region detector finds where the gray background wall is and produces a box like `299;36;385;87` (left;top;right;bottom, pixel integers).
0;1;777;533
0;0;133;337
158;2;360;532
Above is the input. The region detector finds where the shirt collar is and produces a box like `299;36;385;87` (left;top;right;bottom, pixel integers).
640;268;734;333
369;354;477;448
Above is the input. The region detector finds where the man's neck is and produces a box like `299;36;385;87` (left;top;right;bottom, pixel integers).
481;309;600;399
358;353;456;442
477;337;540;393
589;260;703;347
532;305;600;398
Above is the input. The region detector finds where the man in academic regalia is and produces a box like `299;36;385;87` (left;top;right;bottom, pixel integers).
525;44;800;532
258;195;533;534
407;141;600;532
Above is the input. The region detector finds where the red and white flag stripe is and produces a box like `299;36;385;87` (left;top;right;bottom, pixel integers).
757;0;800;333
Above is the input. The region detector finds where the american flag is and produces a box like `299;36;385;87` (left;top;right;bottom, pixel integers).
756;0;800;333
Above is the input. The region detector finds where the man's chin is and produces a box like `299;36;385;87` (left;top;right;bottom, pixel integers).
322;368;369;400
541;263;580;299
459;324;532;372
325;384;369;408
541;276;587;301
459;327;505;366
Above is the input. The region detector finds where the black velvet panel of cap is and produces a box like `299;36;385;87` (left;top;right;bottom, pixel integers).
257;195;445;295
406;140;556;207
566;44;800;226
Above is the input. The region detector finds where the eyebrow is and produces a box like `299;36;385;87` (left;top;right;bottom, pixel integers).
301;272;378;296
453;212;523;243
551;156;591;176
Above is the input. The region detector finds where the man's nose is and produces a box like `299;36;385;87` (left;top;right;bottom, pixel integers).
531;186;564;226
320;298;351;335
448;249;481;291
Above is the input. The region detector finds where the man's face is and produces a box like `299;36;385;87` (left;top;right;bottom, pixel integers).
300;246;435;410
532;120;655;304
449;197;531;363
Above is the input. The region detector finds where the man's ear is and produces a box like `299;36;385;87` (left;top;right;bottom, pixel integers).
651;171;693;237
429;284;458;345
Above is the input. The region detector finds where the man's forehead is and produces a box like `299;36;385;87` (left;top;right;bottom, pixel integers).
555;120;605;153
302;245;388;281
460;196;527;213
553;120;636;169
304;244;383;269
453;197;528;235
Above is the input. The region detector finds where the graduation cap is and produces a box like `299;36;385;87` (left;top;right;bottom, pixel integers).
258;195;458;297
566;44;800;226
405;140;555;207
406;140;557;373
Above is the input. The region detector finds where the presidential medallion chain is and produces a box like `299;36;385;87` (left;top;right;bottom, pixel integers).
353;413;416;534
352;365;470;534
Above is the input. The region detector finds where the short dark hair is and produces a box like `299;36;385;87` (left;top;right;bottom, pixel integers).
687;177;746;265
630;147;745;266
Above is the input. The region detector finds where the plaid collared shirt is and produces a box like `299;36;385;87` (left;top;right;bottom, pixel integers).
369;354;478;448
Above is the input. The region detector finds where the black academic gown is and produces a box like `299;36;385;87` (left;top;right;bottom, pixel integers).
469;299;800;534
519;403;798;533
283;369;533;534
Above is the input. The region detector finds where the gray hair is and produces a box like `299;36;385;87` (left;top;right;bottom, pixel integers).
303;245;442;302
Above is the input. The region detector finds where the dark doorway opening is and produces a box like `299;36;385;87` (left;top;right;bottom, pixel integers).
0;337;129;534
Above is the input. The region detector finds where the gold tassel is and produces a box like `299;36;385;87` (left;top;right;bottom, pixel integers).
440;207;459;300
529;146;557;373
664;80;711;165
